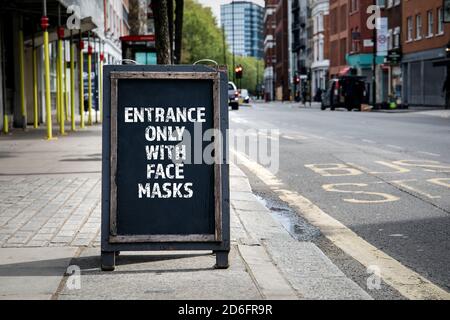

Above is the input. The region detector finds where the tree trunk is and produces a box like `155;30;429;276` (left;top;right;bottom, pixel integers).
174;0;184;64
167;0;174;64
153;0;171;64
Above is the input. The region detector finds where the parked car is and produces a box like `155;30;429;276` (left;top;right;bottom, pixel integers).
321;76;366;111
239;89;250;104
228;82;240;110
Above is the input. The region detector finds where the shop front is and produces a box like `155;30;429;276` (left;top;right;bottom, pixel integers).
402;47;448;108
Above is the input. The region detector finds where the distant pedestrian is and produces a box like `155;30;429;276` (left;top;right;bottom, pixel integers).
315;88;323;102
443;75;450;109
302;91;309;107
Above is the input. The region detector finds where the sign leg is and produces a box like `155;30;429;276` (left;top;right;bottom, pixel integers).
214;251;229;269
101;251;116;271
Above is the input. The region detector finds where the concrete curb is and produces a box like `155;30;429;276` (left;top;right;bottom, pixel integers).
230;164;298;300
230;163;373;300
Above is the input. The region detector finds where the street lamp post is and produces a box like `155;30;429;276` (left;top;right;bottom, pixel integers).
372;0;377;109
232;1;236;84
1;20;8;134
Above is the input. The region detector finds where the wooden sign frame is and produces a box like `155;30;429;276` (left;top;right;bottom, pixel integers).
101;65;230;271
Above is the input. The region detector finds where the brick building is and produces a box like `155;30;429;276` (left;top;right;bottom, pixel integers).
402;0;450;107
346;0;388;104
291;0;311;100
329;0;349;78
275;0;290;100
264;0;278;101
384;0;403;105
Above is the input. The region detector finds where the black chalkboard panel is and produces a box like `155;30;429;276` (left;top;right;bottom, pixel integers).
116;79;215;235
101;65;230;271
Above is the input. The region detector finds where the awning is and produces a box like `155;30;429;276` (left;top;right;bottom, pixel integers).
433;58;450;67
346;53;385;68
338;66;351;76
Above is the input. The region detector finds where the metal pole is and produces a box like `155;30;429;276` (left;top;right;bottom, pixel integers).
99;40;104;123
18;23;26;129
42;0;53;139
222;24;227;66
55;42;60;124
87;31;93;126
273;70;275;101
57;5;61;127
1;22;8;134
256;60;259;97
32;35;39;128
79;32;85;129
94;37;98;124
58;30;65;135
70;31;76;131
58;39;65;134
232;1;236;84
64;41;69;122
372;0;377;108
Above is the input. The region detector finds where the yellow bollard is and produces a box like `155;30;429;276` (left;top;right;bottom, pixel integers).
62;40;68;122
65;51;69;122
3;114;8;134
33;47;39;129
79;40;85;129
18;29;26;129
42;17;53;140
56;43;60;125
70;40;76;131
87;45;93;126
58;36;65;135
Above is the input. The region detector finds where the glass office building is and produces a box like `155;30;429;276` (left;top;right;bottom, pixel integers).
221;1;264;59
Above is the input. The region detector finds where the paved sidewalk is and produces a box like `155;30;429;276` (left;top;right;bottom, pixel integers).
260;101;450;118
0;126;102;249
369;107;450;117
414;109;450;119
0;125;371;300
0;126;102;299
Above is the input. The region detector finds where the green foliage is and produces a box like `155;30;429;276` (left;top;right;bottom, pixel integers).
182;0;264;95
181;0;224;64
228;56;264;95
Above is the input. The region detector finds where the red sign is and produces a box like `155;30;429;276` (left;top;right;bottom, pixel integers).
120;35;156;42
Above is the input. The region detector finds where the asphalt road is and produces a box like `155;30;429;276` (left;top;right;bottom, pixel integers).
229;102;450;297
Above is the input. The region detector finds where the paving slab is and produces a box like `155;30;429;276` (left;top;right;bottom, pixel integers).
0;247;77;300
58;247;262;300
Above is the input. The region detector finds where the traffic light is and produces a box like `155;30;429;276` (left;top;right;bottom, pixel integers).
293;75;300;85
235;65;243;79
